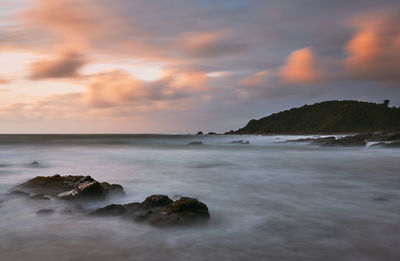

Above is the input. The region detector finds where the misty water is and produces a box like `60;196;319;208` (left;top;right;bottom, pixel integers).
0;134;399;261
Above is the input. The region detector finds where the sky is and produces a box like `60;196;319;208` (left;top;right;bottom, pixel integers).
0;0;399;133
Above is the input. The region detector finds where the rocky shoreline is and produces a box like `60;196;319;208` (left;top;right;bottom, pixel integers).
287;131;400;147
6;175;210;227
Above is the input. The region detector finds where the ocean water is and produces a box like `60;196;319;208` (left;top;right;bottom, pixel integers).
0;134;399;261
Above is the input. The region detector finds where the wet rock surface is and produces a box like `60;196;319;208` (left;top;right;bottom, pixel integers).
12;175;124;201
90;194;210;227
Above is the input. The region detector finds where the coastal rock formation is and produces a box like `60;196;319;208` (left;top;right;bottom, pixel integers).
12;175;124;201
287;131;400;147
90;194;210;227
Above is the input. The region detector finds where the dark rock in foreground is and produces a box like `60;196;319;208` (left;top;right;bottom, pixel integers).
13;175;124;201
90;194;210;227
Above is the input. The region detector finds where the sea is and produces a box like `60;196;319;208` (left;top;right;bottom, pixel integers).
0;134;399;261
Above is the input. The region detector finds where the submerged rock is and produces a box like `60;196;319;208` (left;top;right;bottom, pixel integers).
188;141;203;145
90;194;210;227
37;209;55;216
30;161;40;167
12;175;124;201
230;140;250;144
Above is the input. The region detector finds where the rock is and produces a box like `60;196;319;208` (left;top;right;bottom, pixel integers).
322;135;366;147
29;194;51;201
196;131;203;135
230;140;250;144
100;182;125;196
188;141;203;145
30;161;40;167
57;181;106;201
9;190;30;197
37;209;55;216
12;175;124;201
288;136;336;144
90;195;210;227
207;132;217;135
372;197;390;202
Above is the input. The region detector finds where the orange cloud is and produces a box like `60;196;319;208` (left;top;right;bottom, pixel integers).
0;77;11;84
30;51;86;80
82;70;206;108
241;70;270;87
344;13;400;81
181;31;245;58
280;47;321;83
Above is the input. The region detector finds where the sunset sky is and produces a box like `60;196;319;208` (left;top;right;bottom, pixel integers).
1;0;400;133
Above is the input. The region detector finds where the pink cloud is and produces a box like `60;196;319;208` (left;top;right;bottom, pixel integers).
280;47;321;84
344;12;400;81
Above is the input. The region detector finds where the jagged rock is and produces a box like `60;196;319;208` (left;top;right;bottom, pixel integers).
196;131;204;135
322;135;366;147
90;195;210;227
37;209;55;216
188;141;203;145
12;175;124;201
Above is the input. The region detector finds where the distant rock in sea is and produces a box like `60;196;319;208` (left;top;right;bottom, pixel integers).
230;140;250;144
188;141;203;145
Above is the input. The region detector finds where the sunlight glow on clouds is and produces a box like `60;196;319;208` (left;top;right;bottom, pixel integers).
0;0;399;133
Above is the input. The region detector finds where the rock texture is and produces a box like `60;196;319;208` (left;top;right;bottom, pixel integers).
13;175;124;201
90;194;210;227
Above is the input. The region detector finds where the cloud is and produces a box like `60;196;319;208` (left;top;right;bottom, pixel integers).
0;77;11;84
181;31;246;58
280;47;321;84
82;70;208;108
240;71;270;87
344;12;400;82
30;51;86;80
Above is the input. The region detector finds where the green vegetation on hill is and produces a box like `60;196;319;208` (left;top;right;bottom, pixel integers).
230;100;400;134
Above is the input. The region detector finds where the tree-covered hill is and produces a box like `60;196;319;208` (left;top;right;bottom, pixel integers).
229;100;400;134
